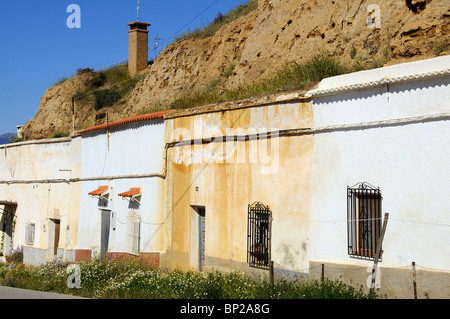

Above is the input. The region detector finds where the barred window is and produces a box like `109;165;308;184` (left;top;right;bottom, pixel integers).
247;202;272;269
25;222;35;246
347;182;382;260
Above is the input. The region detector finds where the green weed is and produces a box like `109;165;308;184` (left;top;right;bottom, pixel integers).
0;259;382;299
50;131;70;139
170;53;349;109
175;0;258;41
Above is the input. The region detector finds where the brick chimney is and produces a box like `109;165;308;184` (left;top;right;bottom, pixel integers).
127;21;151;77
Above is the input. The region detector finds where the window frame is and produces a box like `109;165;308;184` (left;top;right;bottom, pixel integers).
247;202;272;269
347;182;383;261
25;222;35;246
127;210;141;256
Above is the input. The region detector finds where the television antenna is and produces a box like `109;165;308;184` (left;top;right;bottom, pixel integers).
137;0;140;21
154;34;162;59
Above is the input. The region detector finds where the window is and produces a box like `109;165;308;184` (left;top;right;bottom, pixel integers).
25;222;35;246
247;202;272;269
127;210;141;255
347;182;382;260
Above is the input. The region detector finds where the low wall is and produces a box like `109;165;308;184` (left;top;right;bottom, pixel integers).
75;249;160;268
106;252;160;268
309;260;450;299
23;246;47;267
23;246;77;266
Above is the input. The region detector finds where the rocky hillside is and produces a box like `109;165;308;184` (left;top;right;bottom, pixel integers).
24;0;449;140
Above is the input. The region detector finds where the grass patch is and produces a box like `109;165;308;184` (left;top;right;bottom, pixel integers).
89;72;107;88
0;258;384;299
70;52;388;115
76;68;94;76
74;63;144;111
93;89;122;110
175;0;258;41
54;76;69;86
50;131;70;139
10;137;23;144
435;41;448;56
170;53;350;109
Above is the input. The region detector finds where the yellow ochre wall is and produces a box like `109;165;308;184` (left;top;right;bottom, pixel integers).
162;97;314;277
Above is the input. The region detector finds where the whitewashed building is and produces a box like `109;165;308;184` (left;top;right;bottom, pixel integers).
161;55;450;298
1;55;448;298
306;55;450;298
75;110;171;266
0;137;81;266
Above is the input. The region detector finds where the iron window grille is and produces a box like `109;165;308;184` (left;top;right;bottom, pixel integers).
347;182;382;261
247;202;272;269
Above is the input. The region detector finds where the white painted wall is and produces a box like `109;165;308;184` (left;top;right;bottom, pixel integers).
0;137;81;264
0;139;73;182
308;56;450;270
80;121;166;178
77;120;167;256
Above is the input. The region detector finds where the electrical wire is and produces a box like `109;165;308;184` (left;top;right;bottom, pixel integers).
89;0;221;74
149;0;221;54
63;0;224;104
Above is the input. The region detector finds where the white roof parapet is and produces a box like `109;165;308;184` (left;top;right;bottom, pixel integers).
0;136;73;149
306;55;450;98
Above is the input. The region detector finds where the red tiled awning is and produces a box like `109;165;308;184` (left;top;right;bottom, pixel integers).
118;187;141;198
88;186;109;196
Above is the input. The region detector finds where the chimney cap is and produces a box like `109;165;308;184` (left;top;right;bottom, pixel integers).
127;21;151;30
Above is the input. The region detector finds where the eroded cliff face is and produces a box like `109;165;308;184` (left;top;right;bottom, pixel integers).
24;0;449;140
24;72;95;140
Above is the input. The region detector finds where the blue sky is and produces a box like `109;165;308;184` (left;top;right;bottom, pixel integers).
0;0;249;135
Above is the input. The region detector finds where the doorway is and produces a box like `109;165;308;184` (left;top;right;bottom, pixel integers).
100;210;111;258
1;205;16;256
191;206;206;271
49;219;61;258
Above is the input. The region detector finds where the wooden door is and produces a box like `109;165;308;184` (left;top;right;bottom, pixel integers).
53;219;60;256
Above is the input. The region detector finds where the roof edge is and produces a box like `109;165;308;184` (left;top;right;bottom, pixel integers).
78;109;173;135
306;55;450;98
164;90;311;120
